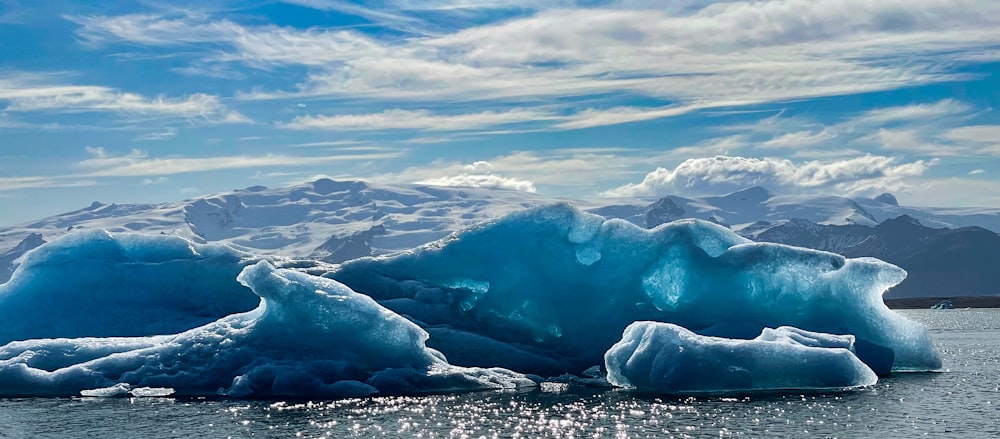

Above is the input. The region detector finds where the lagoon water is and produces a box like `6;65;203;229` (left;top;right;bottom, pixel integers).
1;309;997;438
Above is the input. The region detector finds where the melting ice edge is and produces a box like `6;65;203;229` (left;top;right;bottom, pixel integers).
0;204;941;397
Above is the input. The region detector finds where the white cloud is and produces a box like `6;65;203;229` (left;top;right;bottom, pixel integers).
554;104;719;130
136;128;178;141
0;75;247;123
142;176;168;185
417;173;536;192
942;125;1000;157
851;99;973;126
969;169;985;175
602;155;936;198
281;108;552;131
77;147;406;177
413;159;536;192
874;129;951;155
463;161;493;172
757;129;838;150
72;13;385;67
0;176;97;191
381;150;648;195
70;1;1000;129
722;99;993;158
278;0;428;34
942;125;1000;144
870;124;1000;157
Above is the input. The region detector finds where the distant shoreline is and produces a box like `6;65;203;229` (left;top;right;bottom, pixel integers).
884;296;1000;309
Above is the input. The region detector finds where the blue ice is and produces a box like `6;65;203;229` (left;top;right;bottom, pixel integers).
605;323;878;394
0;256;532;397
0;229;259;344
330;204;941;376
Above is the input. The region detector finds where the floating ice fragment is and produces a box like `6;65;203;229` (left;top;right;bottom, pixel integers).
81;383;132;397
129;387;176;397
80;383;175;397
604;322;878;394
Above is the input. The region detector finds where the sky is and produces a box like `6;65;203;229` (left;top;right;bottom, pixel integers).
1;0;999;225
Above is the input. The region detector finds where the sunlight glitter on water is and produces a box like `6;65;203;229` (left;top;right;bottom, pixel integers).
0;310;997;438
204;390;881;438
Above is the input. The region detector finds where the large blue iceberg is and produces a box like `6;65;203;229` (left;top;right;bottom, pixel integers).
329;204;940;376
605;323;878;394
0;229;258;344
0;260;531;397
0;204;941;397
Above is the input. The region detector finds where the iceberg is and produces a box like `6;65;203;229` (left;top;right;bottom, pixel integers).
605;323;877;394
0;203;942;397
329;204;941;376
931;300;954;310
0;260;532;397
0;229;259;344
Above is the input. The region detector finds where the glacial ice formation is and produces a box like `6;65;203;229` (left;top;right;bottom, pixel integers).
605;323;878;393
0;203;943;397
0;261;532;397
329;203;941;376
0;229;259;345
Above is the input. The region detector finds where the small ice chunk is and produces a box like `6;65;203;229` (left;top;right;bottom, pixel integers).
129;387;175;397
81;383;132;397
604;322;878;394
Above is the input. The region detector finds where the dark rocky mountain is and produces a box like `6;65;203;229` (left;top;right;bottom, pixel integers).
748;215;1000;299
746;218;873;253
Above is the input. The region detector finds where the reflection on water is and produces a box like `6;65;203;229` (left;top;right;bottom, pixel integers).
1;309;997;438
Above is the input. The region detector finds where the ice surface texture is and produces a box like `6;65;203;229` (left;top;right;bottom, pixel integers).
330;203;941;376
605;323;878;394
0;258;531;397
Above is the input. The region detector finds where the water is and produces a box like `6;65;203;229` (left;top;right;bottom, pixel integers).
1;309;997;438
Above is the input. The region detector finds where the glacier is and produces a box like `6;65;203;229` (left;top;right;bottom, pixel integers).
0;203;942;397
605;323;878;394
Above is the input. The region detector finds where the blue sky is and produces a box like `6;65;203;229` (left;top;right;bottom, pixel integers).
1;0;999;224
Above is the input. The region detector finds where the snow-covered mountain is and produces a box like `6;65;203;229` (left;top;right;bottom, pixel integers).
0;179;575;282
3;180;999;299
601;186;1000;233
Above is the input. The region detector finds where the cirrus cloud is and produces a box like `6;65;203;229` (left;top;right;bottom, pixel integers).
281;108;554;131
0;74;248;123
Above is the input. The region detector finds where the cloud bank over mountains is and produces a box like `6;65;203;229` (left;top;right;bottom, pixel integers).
604;155;936;198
